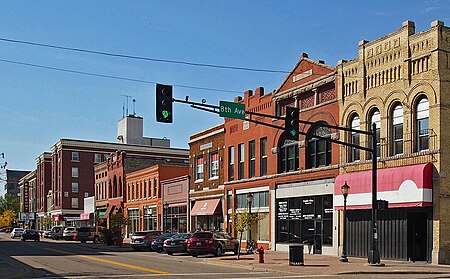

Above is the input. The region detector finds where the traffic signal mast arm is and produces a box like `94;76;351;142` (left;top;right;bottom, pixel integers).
172;97;374;152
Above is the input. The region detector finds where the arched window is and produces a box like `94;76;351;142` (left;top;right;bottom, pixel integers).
391;104;403;155
307;122;332;168
415;97;429;151
349;115;360;162
368;109;381;159
278;133;299;173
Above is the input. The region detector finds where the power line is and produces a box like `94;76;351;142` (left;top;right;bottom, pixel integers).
0;37;291;74
0;58;243;94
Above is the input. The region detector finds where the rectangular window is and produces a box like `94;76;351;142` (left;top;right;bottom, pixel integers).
84;192;89;198
71;182;79;193
143;181;147;198
416;118;429;151
260;138;267;176
393;124;403;155
228;146;235;180
71;197;78;208
210;152;219;178
238;143;245;179
94;153;102;163
249;140;256;178
153;178;157;198
195;156;204;180
71;152;79;161
72;167;79;178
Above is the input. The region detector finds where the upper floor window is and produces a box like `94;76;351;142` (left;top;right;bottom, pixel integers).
349;115;360;162
71;197;78;208
415;97;429;152
94;153;102;163
238;143;245;179
153;178;157;198
307;122;331;168
368;109;381;159
278;133;298;173
210;152;219;179
249;140;256;178
260;137;267;176
71;182;79;193
228;146;235;180
71;152;79;161
391;104;404;155
72;167;79;178
195;156;204;181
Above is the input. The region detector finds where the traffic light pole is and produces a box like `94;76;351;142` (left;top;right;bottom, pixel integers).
171;97;380;264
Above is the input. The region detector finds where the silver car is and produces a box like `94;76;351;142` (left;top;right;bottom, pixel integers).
10;228;25;239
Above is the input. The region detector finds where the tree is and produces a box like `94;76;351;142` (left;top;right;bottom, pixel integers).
109;212;129;246
0;193;20;215
232;210;263;259
0;209;16;227
40;214;53;229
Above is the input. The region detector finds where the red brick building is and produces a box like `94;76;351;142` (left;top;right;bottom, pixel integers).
36;152;52;229
125;164;189;236
48;138;189;226
188;124;225;232
224;54;340;253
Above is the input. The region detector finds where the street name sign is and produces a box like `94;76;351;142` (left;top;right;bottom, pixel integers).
219;101;246;120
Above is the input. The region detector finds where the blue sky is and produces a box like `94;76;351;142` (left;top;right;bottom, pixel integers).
0;0;449;182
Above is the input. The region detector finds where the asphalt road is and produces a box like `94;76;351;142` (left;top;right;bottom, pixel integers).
0;233;448;279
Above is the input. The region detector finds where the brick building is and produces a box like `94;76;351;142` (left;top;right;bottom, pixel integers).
188;124;225;232
125;164;189;236
335;20;450;264
5;169;30;197
35;152;52;229
224;55;339;253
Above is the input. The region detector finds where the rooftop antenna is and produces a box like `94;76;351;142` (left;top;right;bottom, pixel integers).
132;99;136;116
121;94;132;116
122;102;125;118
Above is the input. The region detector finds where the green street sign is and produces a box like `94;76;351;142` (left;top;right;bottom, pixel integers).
219;101;246;120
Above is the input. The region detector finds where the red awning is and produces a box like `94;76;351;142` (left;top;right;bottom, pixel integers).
190;198;221;216
80;213;90;220
334;163;433;209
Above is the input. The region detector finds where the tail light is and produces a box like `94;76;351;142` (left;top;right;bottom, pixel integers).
187;239;192;244
143;235;150;241
207;238;214;244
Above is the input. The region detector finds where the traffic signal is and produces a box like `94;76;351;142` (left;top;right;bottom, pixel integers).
156;83;173;123
285;107;299;141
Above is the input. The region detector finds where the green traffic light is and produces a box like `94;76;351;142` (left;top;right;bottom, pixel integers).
162;110;170;119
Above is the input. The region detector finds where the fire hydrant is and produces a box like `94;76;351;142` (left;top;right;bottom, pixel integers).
256;246;264;263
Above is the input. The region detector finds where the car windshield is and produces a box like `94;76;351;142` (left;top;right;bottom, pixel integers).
192;232;212;239
173;233;191;239
133;231;150;236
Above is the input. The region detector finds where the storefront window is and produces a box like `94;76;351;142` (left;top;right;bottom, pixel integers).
143;207;157;231
128;209;139;236
167;205;187;233
276;195;333;249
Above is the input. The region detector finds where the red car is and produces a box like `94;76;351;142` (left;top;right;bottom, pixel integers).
187;231;239;257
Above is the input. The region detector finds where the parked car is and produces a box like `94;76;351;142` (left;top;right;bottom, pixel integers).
0;226;13;233
43;230;52;238
151;233;178;253
77;227;100;243
63;227;77;240
130;230;161;251
10;228;25;239
163;233;192;255
50;225;65;240
187;231;239;257
21;229;40;242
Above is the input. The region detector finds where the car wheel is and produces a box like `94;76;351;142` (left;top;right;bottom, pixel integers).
93;236;99;244
157;249;162;253
213;246;222;257
191;253;198;257
233;244;239;255
167;252;173;255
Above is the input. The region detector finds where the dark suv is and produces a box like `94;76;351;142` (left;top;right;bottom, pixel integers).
187;231;239;257
77;227;100;243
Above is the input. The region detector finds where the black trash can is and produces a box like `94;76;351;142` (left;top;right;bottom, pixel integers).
289;244;304;266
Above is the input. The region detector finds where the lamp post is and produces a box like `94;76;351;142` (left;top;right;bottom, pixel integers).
163;202;169;233
340;181;350;262
247;193;254;248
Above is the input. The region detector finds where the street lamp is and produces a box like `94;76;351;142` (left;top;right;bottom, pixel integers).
163;202;169;233
246;193;253;249
340;181;350;262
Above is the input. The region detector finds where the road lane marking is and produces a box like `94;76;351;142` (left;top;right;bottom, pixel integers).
43;248;169;274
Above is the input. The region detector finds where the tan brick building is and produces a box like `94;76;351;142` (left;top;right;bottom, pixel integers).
336;20;450;264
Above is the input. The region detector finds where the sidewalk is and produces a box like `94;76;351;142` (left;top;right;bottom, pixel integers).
205;250;450;276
